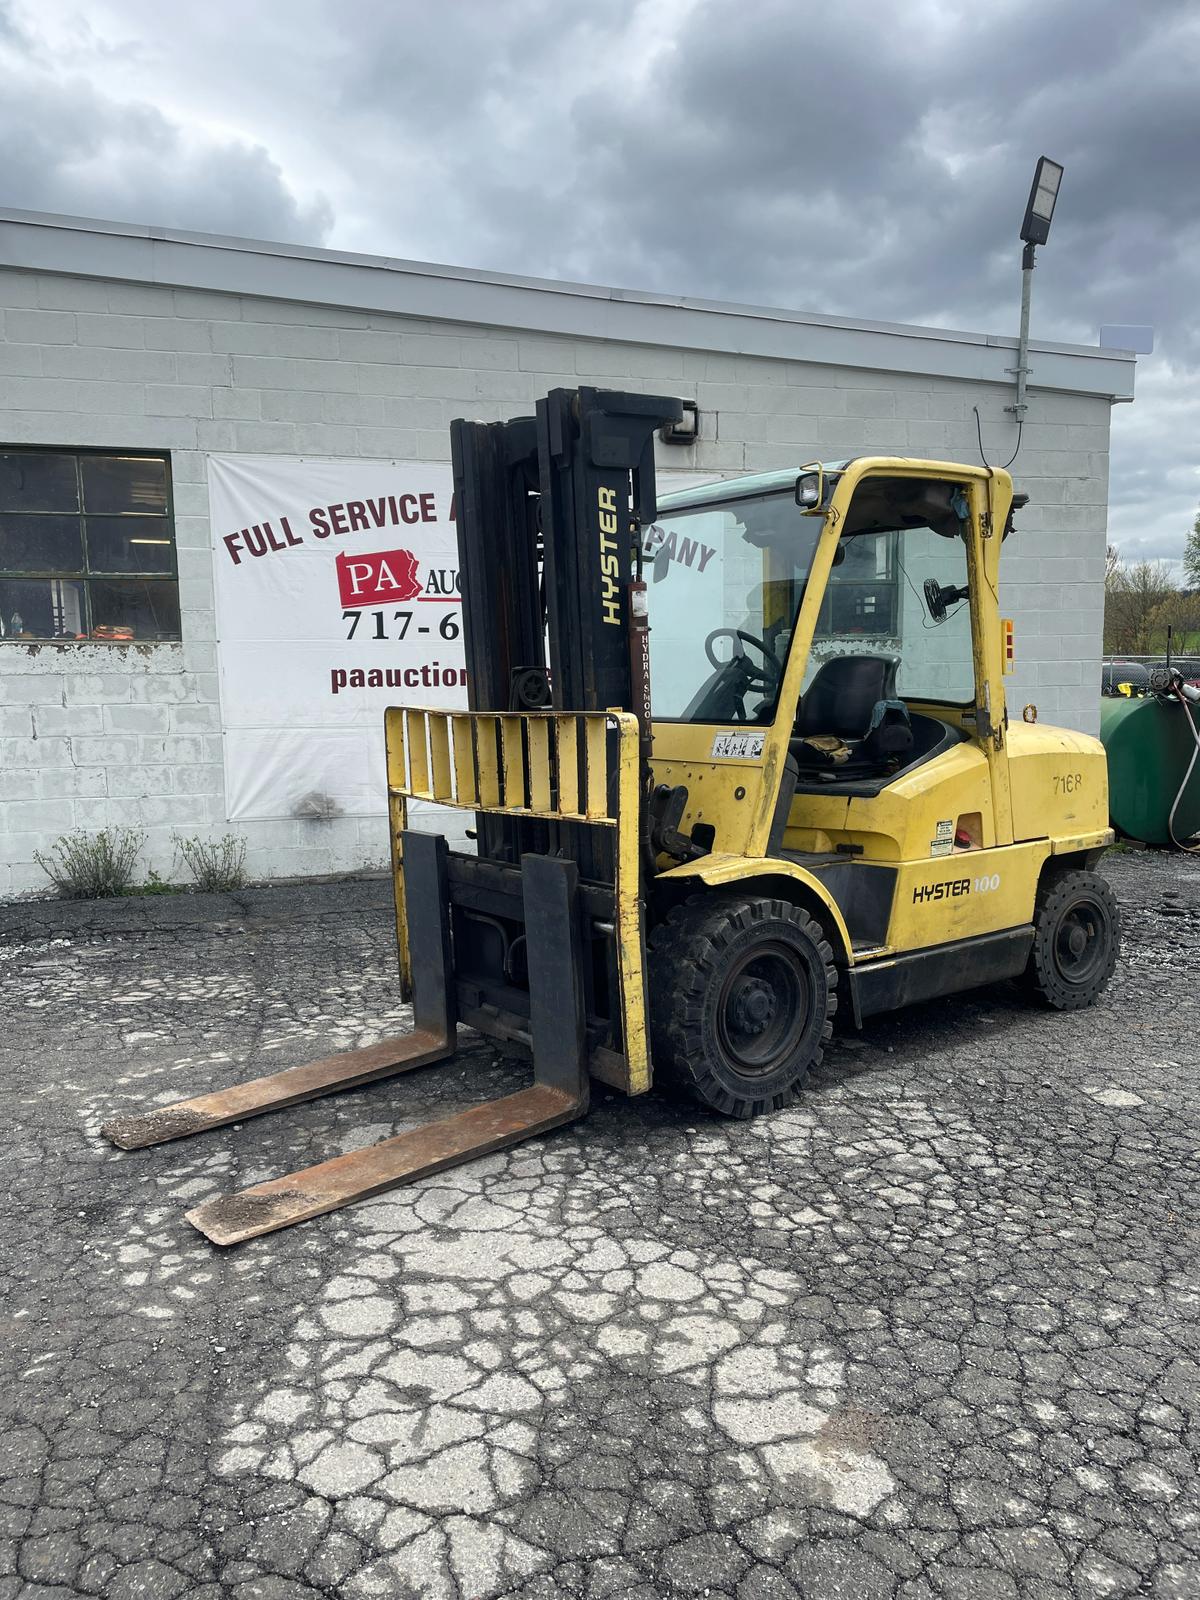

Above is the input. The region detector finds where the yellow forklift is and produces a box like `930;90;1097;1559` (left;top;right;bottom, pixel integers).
103;388;1118;1243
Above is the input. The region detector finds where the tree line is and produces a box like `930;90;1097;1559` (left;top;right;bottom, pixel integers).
1103;508;1200;657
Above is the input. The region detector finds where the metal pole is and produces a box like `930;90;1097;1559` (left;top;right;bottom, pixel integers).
1007;241;1036;419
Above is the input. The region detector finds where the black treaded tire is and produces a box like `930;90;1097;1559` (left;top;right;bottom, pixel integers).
1021;867;1119;1010
647;895;837;1118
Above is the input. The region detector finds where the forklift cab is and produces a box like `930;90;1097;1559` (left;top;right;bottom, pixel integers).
646;459;991;822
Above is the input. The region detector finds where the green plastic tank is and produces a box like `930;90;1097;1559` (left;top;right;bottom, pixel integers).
1100;694;1200;845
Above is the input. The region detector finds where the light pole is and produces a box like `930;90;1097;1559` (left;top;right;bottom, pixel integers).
1008;156;1064;421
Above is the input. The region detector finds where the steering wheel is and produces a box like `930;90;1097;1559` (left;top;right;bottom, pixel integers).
703;628;781;688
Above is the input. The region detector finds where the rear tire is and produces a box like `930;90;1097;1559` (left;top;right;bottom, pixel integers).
1021;867;1119;1010
648;895;837;1118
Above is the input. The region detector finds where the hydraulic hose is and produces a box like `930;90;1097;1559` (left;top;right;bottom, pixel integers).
1166;680;1200;854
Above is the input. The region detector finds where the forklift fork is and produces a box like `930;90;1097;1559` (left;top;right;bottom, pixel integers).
101;837;590;1246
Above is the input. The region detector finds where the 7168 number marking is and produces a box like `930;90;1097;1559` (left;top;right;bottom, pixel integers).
1054;772;1083;794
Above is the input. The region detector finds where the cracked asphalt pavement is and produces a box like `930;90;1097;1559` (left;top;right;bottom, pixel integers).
0;851;1197;1600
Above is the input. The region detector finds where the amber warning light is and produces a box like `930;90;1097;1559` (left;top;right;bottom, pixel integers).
1003;619;1015;674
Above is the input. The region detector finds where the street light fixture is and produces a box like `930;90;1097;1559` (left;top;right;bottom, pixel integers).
1008;155;1064;421
1019;156;1064;247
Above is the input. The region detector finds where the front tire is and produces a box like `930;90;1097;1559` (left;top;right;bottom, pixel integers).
1021;867;1119;1010
648;895;837;1118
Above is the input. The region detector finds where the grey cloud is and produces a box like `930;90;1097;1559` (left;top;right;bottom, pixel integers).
1;0;1196;559
0;9;331;244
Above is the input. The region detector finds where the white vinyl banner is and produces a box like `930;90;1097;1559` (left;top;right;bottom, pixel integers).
208;454;467;821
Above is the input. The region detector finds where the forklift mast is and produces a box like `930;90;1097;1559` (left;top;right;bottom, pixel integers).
451;387;682;879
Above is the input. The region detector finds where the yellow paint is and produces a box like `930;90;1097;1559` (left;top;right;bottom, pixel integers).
661;850;857;964
385;706;647;1093
383;453;1114;1100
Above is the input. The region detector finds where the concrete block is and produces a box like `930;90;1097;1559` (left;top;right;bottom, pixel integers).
0;270;40;307
3;798;76;834
64;799;112;830
231;355;357;393
579;343;685;380
354;426;419;457
172;763;225;796
227;421;300;453
4;830;67;871
1038;660;1084;687
0;674;69;706
209;320;340;358
398;334;461;367
0;706;44;750
61;673;135;705
195;421;239;452
722;411;816;446
213;387;261;421
518;338;576;374
844;389;897;419
101;761;172;800
259;389;325;423
170;481;212;517
379;396;445;430
337;330;403;363
126;672;198;704
5;308;76;344
144;320;212;352
736;383;803;417
104;704;172;735
33;704;104;737
75;313;146;349
144;383;211;418
139;735;206;764
322;392;385;426
290;423;360;455
132;795;211;829
41;345;177;383
471;369;541;403
0;768;39;800
71;735;140;766
889;390;932;421
42;766;109;798
173;353;231;387
107;282;176;316
695;382;749;412
459;337;518;371
0;344;44;376
164;704;220;732
14;376;148;416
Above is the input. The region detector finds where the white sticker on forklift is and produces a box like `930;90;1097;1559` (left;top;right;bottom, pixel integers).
935;819;954;842
711;731;765;760
930;840;952;857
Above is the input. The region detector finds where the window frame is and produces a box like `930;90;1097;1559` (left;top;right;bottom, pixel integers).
0;446;180;644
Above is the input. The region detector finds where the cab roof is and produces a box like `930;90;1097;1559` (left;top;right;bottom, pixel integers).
656;456;997;514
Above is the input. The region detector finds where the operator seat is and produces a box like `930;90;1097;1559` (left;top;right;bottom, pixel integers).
791;654;913;774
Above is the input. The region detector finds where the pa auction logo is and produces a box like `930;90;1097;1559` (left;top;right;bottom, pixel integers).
335;547;422;608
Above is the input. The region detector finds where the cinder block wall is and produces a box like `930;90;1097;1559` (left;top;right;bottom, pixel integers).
0;267;1112;898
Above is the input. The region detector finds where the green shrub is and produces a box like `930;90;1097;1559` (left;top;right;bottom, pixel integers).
174;833;248;893
33;828;145;899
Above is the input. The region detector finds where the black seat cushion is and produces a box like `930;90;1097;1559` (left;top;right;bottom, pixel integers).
796;655;900;740
793;655;913;774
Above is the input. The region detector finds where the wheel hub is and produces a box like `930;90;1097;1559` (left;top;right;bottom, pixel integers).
728;975;777;1036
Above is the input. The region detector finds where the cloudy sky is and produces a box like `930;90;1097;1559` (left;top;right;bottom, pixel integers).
2;0;1196;565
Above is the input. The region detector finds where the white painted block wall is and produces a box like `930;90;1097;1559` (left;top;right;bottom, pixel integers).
0;267;1112;898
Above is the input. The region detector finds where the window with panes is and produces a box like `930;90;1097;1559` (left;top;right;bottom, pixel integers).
0;449;180;642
